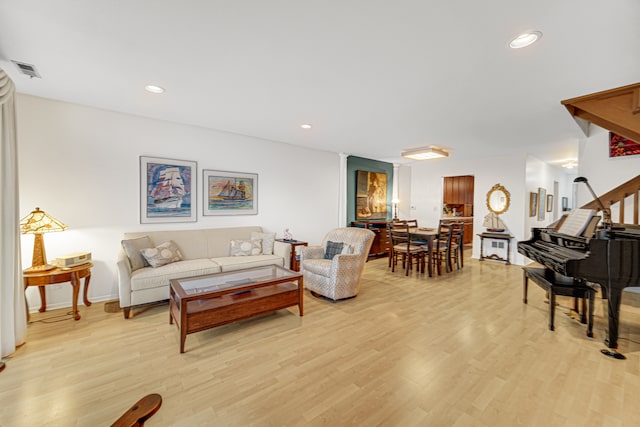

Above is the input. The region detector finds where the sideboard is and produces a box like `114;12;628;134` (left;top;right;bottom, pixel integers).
350;221;390;258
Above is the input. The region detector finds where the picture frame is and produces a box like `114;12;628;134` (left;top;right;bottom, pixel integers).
140;156;196;223
546;194;553;212
203;170;258;215
537;187;546;221
609;132;640;157
356;170;387;220
562;196;569;211
529;192;537;217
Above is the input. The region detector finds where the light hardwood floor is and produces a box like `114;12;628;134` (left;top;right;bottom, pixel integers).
2;256;640;426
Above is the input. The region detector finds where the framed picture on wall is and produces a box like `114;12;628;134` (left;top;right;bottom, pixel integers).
356;170;387;220
537;187;546;221
529;192;537;217
140;156;196;223
203;169;258;215
546;194;553;212
562;196;569;211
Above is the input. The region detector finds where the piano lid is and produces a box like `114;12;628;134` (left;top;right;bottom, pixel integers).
561;82;640;143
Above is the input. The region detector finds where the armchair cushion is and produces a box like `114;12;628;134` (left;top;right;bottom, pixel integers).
324;241;344;259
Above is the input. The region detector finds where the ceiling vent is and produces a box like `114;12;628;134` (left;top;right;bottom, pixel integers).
11;60;41;78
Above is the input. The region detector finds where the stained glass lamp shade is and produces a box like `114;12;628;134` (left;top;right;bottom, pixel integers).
20;207;68;272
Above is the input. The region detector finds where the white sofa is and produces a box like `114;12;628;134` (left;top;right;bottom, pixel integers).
116;226;290;318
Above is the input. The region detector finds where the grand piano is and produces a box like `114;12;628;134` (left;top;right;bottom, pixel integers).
518;221;640;357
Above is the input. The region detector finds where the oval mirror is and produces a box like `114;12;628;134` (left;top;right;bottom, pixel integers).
486;183;510;215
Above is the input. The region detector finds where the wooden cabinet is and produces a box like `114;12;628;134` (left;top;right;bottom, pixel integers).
351;221;390;258
443;175;474;205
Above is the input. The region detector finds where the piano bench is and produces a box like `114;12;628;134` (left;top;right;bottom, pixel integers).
522;267;595;337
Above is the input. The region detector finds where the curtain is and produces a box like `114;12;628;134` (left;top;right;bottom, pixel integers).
0;67;26;358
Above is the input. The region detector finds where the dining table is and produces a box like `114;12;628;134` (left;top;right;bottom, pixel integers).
408;227;439;277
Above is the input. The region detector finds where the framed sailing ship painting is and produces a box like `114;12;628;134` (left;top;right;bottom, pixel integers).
203;170;258;215
140;156;196;223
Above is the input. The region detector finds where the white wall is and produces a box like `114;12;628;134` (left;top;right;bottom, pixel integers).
17;95;340;311
408;153;529;265
577;125;640;221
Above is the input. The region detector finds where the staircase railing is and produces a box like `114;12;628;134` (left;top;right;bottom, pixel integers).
581;174;640;225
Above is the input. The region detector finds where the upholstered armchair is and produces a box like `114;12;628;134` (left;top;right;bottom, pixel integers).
300;227;375;300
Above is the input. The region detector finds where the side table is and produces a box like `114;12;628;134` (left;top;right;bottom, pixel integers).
478;232;513;264
275;239;308;272
23;262;93;320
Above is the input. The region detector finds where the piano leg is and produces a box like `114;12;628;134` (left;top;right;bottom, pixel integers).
600;289;626;359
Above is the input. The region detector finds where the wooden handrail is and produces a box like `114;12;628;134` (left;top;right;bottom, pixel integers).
580;174;640;224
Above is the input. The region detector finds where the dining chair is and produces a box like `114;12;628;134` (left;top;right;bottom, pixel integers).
429;221;453;275
404;219;419;227
448;222;465;270
389;222;426;276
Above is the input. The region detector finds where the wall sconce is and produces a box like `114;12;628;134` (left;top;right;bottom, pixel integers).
20;207;68;272
392;198;400;221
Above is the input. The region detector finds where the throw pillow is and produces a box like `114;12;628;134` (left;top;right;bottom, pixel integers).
140;240;184;268
230;239;263;256
324;241;344;260
250;231;276;255
341;244;353;255
121;235;153;271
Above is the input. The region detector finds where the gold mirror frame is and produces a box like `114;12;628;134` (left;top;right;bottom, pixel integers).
486;183;511;215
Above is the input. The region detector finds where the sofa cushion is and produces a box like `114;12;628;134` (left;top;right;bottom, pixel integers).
121;235;153;271
130;259;221;292
212;255;284;272
324;241;344;259
251;231;276;255
140;240;183;268
230;239;262;256
303;258;332;276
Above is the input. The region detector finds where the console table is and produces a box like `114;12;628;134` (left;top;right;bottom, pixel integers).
478;232;513;264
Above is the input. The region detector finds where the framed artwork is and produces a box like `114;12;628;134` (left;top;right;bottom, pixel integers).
562;196;569;211
537;187;546;221
529;192;537;217
356;170;387;220
203;170;257;215
546;194;553;212
609;132;640;157
140;156;196;223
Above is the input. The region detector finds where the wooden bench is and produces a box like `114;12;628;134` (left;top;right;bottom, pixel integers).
522;267;595;337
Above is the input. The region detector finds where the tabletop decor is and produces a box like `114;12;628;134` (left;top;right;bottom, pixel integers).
203;169;257;215
20;207;68;272
140;156;196;223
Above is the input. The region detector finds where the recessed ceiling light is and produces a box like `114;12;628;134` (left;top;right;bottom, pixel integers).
509;31;542;49
300;124;312;129
144;84;165;94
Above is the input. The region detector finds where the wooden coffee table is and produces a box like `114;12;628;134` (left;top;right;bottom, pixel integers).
169;265;303;353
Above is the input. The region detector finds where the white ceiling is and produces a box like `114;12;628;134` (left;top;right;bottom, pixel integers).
1;1;639;166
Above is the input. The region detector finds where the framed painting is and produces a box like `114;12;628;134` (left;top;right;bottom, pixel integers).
356;170;387;220
562;196;569;211
203;170;257;215
537;187;546;221
546;194;553;212
529;192;537;217
609;132;640;157
140;156;196;223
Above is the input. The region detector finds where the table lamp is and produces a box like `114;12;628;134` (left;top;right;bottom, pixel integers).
20;207;68;272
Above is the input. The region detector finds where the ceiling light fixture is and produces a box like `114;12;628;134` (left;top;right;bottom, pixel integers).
562;160;578;169
300;124;312;129
509;31;542;49
144;84;165;94
401;146;449;160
